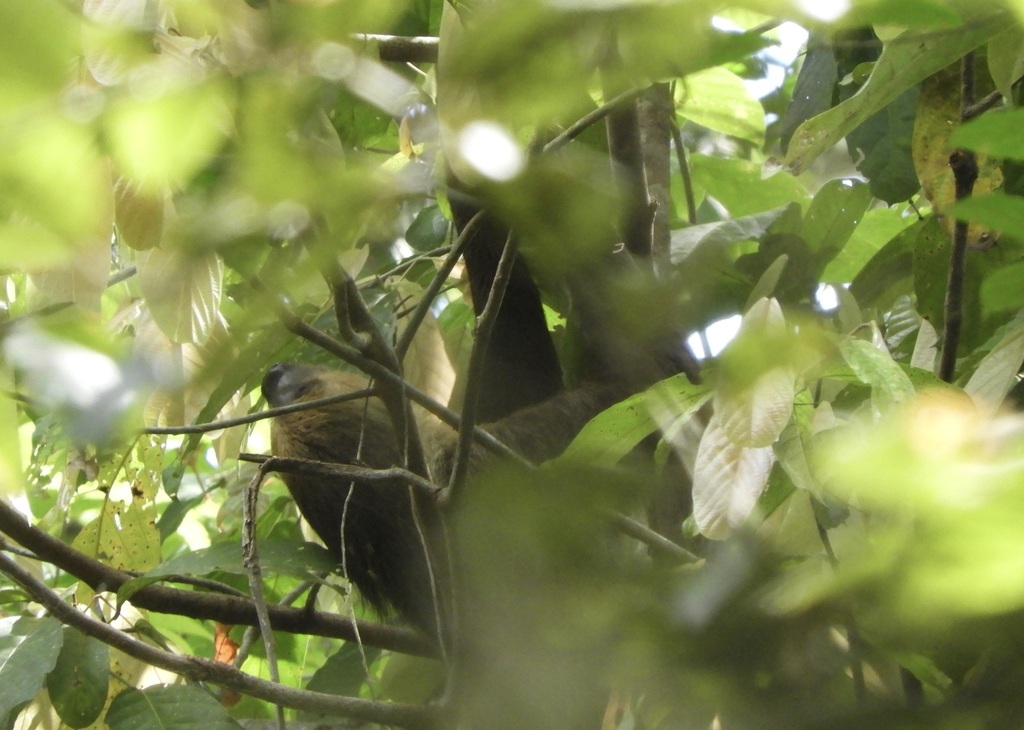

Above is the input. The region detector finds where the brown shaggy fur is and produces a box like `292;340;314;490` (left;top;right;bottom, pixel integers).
262;362;624;637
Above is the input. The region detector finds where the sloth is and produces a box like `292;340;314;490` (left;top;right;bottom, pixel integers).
261;201;693;642
261;360;629;639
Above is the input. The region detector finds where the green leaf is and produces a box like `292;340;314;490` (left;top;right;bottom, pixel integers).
72;501;160;574
670;206;793;264
839;338;916;406
964;314;1024;408
981;260;1024;314
951;108;1024;159
46;629;109;729
801;179;873;260
106;79;235;191
119;540;337;603
785;13;1007;173
823;206;916;284
845;87;921;204
0;617;63;725
106;685;242;730
850;216;928;311
0;2;78;116
561;376;710;465
677;66;766;145
689;155;810;217
305;643;382;702
949;192;1024;237
405;205;449;251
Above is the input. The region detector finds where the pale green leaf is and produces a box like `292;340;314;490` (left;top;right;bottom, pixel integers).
107;685;242;730
964;315;1024;409
693;415;774;540
137;247;224;344
106;79;234;191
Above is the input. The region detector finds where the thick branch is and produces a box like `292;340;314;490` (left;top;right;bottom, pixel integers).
0;498;433;656
0;550;438;730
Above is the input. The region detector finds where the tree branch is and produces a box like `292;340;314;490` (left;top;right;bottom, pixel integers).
238;453;441;497
143;388;377;435
242;462;285;726
0;548;439;730
394;210;482;361
445;231;518;501
939;53;980;383
0;498;434;657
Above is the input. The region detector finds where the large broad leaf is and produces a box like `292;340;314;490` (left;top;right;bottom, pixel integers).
677;66;765;146
785;13;1007;174
801;179;873;262
845;87;920;205
822;206;916;284
669;206;793;265
692;414;774;540
0;617;64;726
914;65;1002;248
562;376;711;464
850;217;928;311
714;298;796;448
689;155;809;217
106;685;242;730
137;247;224;345
46;628;109;729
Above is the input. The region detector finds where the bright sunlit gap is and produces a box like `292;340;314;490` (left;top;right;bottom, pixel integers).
710;19;809;100
458;121;525;182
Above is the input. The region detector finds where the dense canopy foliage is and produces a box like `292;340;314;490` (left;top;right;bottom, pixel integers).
4;0;1024;728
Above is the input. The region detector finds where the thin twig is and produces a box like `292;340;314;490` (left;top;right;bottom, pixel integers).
239;453;440;497
606;512;698;564
0;550;439;729
235;580;317;670
395;210;483;361
142;388;377;435
252;277;525;463
670;119;698;226
324;262;425;476
542;88;647;154
243;462;286;729
963;89;1003;121
445;231;518;500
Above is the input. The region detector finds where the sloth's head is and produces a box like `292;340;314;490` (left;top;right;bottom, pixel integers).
260;362;399;469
